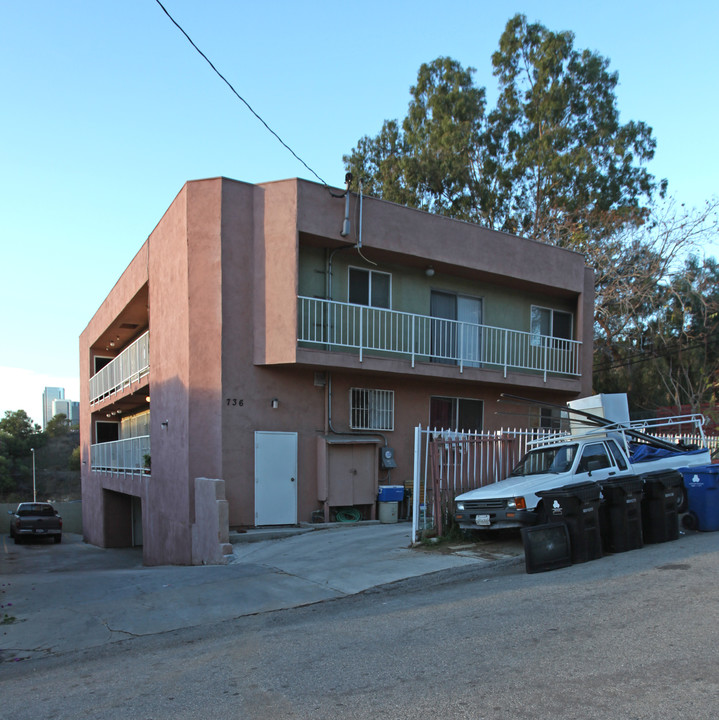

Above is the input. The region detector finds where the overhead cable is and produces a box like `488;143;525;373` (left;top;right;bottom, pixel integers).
153;0;329;187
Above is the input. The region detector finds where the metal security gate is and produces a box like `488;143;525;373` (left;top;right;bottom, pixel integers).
412;426;563;541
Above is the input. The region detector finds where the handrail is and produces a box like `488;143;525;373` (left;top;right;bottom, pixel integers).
298;296;580;378
90;331;149;404
90;435;151;476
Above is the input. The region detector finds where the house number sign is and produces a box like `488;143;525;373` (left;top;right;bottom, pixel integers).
226;398;244;406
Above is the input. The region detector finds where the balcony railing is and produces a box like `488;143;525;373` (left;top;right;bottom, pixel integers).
90;331;149;404
298;297;581;380
91;435;151;476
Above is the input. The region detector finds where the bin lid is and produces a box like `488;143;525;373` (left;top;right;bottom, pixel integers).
537;481;600;502
599;475;643;493
640;469;683;486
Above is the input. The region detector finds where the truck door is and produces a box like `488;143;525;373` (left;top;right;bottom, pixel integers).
574;442;618;483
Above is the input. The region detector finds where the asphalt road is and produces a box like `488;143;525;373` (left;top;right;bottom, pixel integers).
2;529;719;719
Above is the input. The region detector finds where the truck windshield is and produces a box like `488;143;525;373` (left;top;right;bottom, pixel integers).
510;444;578;477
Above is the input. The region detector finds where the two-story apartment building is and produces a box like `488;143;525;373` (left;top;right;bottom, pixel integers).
80;176;594;565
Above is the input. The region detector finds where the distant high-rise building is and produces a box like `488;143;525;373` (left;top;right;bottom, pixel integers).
52;398;80;426
42;387;64;428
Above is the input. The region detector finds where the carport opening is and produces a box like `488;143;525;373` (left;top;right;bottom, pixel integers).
102;489;143;548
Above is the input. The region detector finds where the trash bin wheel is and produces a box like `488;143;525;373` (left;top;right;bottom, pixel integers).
676;485;688;514
682;512;698;531
534;500;548;525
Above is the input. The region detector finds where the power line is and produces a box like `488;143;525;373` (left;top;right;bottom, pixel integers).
153;0;329;187
593;330;719;373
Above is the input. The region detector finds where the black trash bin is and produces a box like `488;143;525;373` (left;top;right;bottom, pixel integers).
641;469;682;543
599;475;644;553
537;481;603;563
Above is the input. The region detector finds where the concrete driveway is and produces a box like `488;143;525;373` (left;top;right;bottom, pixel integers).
0;522;524;662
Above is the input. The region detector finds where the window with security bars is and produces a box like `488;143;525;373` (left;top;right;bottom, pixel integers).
350;388;394;431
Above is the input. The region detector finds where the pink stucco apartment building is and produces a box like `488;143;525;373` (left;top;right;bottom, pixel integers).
79;176;594;565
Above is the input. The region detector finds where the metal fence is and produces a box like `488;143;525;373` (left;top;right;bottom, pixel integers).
411;426;564;541
90;331;150;404
411;423;719;541
298;297;581;379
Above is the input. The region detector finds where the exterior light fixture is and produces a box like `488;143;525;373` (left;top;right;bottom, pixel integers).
271;398;279;409
425;267;435;277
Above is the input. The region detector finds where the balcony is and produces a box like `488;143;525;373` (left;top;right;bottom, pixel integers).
91;436;151;476
90;331;149;405
298;297;581;380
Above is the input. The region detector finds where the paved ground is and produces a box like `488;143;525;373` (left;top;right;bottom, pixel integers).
0;522;524;662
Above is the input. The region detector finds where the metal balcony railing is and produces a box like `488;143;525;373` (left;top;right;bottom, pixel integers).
90;435;151;476
90;331;149;404
298;297;581;380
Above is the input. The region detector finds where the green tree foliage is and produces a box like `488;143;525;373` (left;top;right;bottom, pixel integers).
0;410;43;456
649;256;719;413
345;14;719;413
45;413;70;438
69;445;81;471
344;15;660;244
594;253;719;413
0;410;44;497
489;15;660;246
345;57;490;222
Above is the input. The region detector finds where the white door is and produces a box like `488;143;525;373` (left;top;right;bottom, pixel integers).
255;431;298;526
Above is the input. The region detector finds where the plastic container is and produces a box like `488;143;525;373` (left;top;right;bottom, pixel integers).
378;501;399;523
377;485;405;502
679;465;719;532
536;481;602;563
599;475;644;553
640;470;682;543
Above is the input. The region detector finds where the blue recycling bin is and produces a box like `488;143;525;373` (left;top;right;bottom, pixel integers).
680;465;719;532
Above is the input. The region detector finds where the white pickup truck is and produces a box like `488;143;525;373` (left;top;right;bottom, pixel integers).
454;429;710;532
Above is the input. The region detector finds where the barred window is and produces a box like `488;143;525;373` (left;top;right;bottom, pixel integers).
350;388;394;431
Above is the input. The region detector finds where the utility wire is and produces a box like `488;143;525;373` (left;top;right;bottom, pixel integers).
594;330;719;373
153;0;329;187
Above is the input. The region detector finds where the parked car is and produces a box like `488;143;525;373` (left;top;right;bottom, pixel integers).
8;502;63;544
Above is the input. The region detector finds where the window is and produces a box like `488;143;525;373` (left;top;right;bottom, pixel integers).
531;306;573;347
576;442;612;474
348;267;391;308
350;388;394;431
429;396;484;432
607;440;628;470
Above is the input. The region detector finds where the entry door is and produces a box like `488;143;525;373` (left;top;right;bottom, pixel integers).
457;296;482;367
255;431;298;526
430;291;482;366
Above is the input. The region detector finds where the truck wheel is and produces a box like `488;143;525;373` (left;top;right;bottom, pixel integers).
54;535;62;544
14;536;23;545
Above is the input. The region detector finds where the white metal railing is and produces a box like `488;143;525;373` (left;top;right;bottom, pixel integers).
91;435;151;476
90;331;149;404
411;425;563;542
298;297;580;379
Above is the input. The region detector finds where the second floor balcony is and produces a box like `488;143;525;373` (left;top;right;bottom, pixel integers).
90;331;149;405
298;297;581;381
91;435;151;476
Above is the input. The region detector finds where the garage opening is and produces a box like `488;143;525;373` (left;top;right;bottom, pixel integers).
102;489;143;548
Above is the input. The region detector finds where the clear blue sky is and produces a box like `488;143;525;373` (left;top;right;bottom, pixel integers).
1;0;717;426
